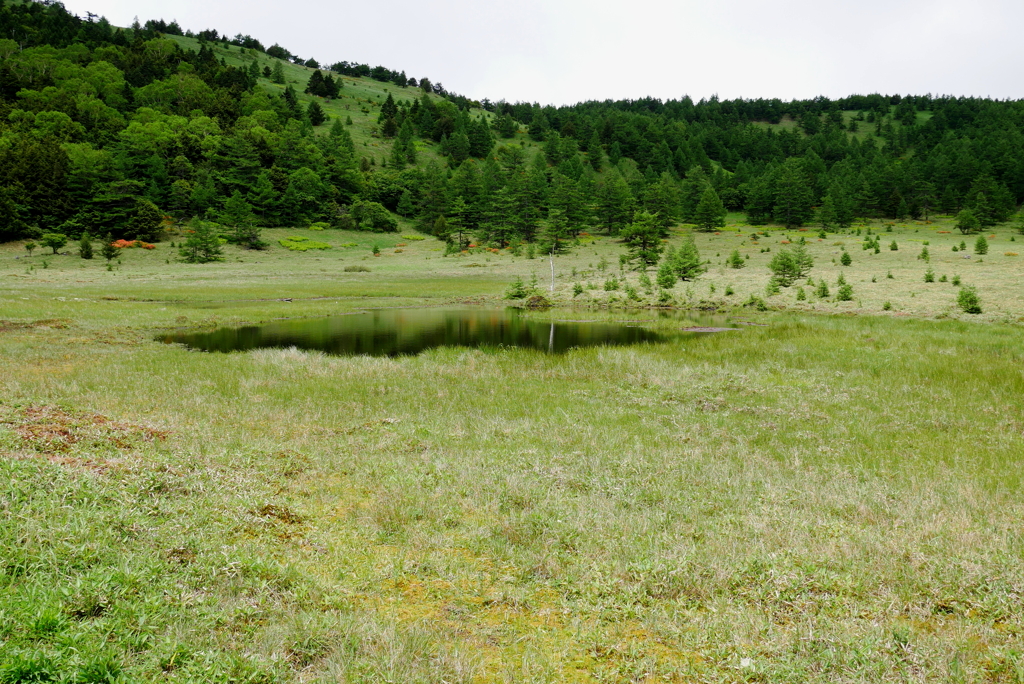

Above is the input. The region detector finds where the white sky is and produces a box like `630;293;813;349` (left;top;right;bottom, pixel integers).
61;0;1024;106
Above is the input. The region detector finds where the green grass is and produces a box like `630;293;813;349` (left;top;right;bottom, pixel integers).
2;221;1024;681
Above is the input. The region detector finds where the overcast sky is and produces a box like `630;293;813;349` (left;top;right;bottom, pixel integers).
61;0;1024;106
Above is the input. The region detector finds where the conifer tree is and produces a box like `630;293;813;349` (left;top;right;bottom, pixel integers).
970;191;995;228
744;174;776;225
643;174;680;235
768;247;810;287
621;210;664;270
693;185;727;232
250;171;280;226
586;133;604;171
818;193;837;229
100;233;118;262
282;85;302;119
304;70;324;96
397;189;415;217
656;251;677;289
78;231;93;259
528;110;549;141
218;189;251;227
593;170;634;235
307;101;327;126
398;119;416;164
323;73;340;99
468;118;494;158
672;235;704;280
540;207;574;254
271;60;285;84
418;162;449;233
379;92;397;122
547;172;587;237
179;220;224;263
773;159;815;228
330;117;345;138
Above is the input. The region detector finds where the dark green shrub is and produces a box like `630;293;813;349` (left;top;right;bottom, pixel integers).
504;276;531;299
957;286;981;313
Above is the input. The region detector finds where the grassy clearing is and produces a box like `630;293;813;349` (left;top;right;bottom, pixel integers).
2;219;1024;682
752;109;933;143
5;215;1022;322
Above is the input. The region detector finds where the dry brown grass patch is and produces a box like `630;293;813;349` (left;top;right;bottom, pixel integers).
2;404;169;460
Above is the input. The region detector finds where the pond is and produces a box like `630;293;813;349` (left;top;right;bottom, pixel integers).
156;308;733;357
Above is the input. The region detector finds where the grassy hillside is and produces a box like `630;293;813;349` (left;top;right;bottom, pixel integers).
162;34;521;167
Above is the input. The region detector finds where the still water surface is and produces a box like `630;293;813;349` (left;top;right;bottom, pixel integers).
156;308;699;356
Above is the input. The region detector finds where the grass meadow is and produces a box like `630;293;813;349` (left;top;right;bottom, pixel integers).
2;217;1024;682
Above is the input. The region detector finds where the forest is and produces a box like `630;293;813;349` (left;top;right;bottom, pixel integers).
2;0;1023;251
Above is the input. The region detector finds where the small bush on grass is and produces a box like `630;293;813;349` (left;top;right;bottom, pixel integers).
504;276;532;299
957;286;982;314
40;232;68;254
836;273;853;301
744;294;768;311
279;236;331;251
79;232;93;259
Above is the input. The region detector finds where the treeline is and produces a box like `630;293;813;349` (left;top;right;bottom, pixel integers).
2;0;1023;251
353;87;1024;253
480;94;1024;229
